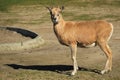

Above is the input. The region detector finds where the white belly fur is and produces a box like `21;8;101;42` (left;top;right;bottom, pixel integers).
84;43;96;48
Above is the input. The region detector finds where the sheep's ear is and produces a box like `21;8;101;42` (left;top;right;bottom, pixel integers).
60;6;64;11
46;7;51;12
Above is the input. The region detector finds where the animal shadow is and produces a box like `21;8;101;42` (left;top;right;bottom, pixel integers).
6;64;101;75
0;27;38;38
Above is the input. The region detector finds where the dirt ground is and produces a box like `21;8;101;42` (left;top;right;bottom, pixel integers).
0;29;31;43
0;5;120;80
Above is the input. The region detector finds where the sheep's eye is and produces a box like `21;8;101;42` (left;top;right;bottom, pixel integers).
57;14;59;16
51;14;54;17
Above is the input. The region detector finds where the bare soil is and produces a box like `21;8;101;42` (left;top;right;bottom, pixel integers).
0;5;120;80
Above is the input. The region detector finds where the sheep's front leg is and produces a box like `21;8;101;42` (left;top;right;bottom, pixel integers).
70;43;78;75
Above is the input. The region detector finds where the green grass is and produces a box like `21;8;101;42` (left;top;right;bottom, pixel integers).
63;12;96;21
73;14;120;21
65;0;120;8
0;0;120;12
0;0;119;25
72;14;96;21
63;12;120;21
0;0;71;11
92;0;120;7
102;15;120;21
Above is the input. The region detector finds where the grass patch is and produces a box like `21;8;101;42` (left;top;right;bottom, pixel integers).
72;14;96;21
0;0;120;12
63;12;97;21
72;14;120;21
66;0;120;7
0;0;24;11
0;0;71;12
0;19;19;25
95;14;120;21
63;12;120;21
58;0;120;8
102;15;120;21
92;0;120;7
